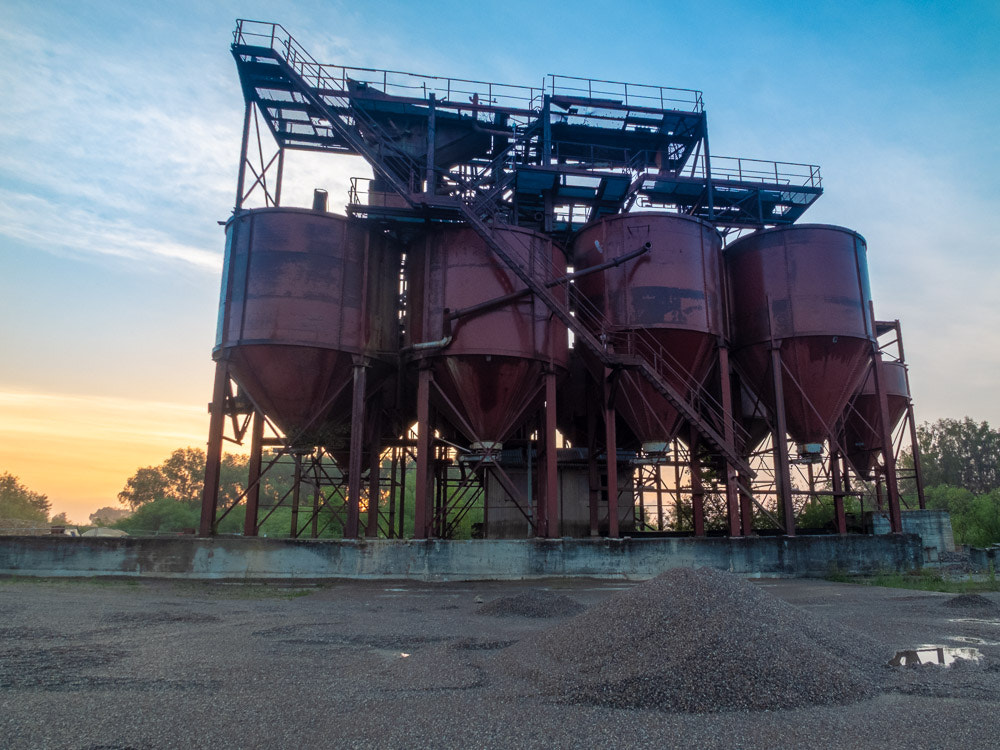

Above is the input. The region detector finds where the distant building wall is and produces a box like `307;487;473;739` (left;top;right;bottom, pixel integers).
0;534;921;581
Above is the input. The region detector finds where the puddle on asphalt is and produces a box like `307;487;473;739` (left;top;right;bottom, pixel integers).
889;645;982;667
949;636;1000;646
948;618;1000;627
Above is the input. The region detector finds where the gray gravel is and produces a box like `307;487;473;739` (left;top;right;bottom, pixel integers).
945;593;1000;611
1;575;999;749
478;589;585;618
499;568;888;712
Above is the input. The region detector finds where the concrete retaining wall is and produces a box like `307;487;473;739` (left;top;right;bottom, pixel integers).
0;534;922;581
871;509;955;561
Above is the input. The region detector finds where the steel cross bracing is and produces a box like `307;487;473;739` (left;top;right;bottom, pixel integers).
233;25;852;482
230;20;755;476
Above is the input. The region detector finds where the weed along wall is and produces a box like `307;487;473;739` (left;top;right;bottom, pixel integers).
0;535;921;581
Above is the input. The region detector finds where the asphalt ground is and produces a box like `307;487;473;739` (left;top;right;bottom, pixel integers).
1;574;998;749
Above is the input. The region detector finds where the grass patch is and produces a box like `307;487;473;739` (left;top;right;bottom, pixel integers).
167;580;326;600
826;567;1000;594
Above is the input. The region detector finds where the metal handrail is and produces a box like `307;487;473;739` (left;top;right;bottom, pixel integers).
235;19;542;116
547;73;704;113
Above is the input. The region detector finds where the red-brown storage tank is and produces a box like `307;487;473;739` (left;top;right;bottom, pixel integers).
406;225;568;445
725;224;874;446
574;212;724;447
842;358;910;479
215;208;399;446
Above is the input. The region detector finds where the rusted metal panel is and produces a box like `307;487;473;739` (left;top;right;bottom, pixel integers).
215;208;399;444
406;225;569;444
843;359;910;479
725;224;875;445
574;213;724;445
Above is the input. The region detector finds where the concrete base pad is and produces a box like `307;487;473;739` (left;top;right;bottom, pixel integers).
0;534;921;580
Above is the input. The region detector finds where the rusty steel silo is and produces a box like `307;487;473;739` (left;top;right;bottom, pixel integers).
405;225;569;447
573;212;725;450
725;224;875;451
842;358;910;479
215;207;399;449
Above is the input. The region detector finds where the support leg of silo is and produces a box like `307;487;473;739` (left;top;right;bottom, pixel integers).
290;453;301;538
718;343;741;537
896;320;927;509
243;410;265;537
769;347;796;536
831;449;847;534
689;426;705;537
365;406;382;538
604;372;619;539
586;388;600;537
868;334;903;534
414;367;433;539
543;370;559;538
199;361;229;537
740;486;754;536
346;363;368;538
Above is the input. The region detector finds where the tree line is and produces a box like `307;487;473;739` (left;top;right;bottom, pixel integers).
4;417;998;545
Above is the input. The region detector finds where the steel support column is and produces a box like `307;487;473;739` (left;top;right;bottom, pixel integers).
586;385;600;537
425;94;436;194
365;405;382;538
345;363;368;538
769;347;796;536
542;370;559;538
242;410;265;536
199;361;229;536
831;449;847;534
290;453;301;537
414;367;433;539
894;321;926;509
869;304;902;533
689;427;705;537
718;342;741;536
604;371;619;538
234;103;253;211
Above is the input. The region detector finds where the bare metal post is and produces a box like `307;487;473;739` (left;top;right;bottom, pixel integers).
425;94;436;194
769;348;795;536
831;449;847;534
540;371;560;537
604;371;619;538
234;103;253;211
199;361;229;536
346;362;368;538
718;342;741;536
689;427;705;537
290;454;301;537
586;383;600;537
243;410;265;536
365;408;382;538
869;303;902;533
414;367;432;539
895;321;926;509
274;147;285;206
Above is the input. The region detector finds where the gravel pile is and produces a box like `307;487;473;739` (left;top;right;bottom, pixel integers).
499;568;888;713
943;593;999;611
478;590;586;618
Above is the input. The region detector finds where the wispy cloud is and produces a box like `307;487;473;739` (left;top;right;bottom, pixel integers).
0;189;221;271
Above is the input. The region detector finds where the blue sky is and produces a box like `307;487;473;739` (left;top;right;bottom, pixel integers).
2;0;998;520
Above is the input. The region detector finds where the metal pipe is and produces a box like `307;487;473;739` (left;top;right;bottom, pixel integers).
444;243;651;324
405;336;453;352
